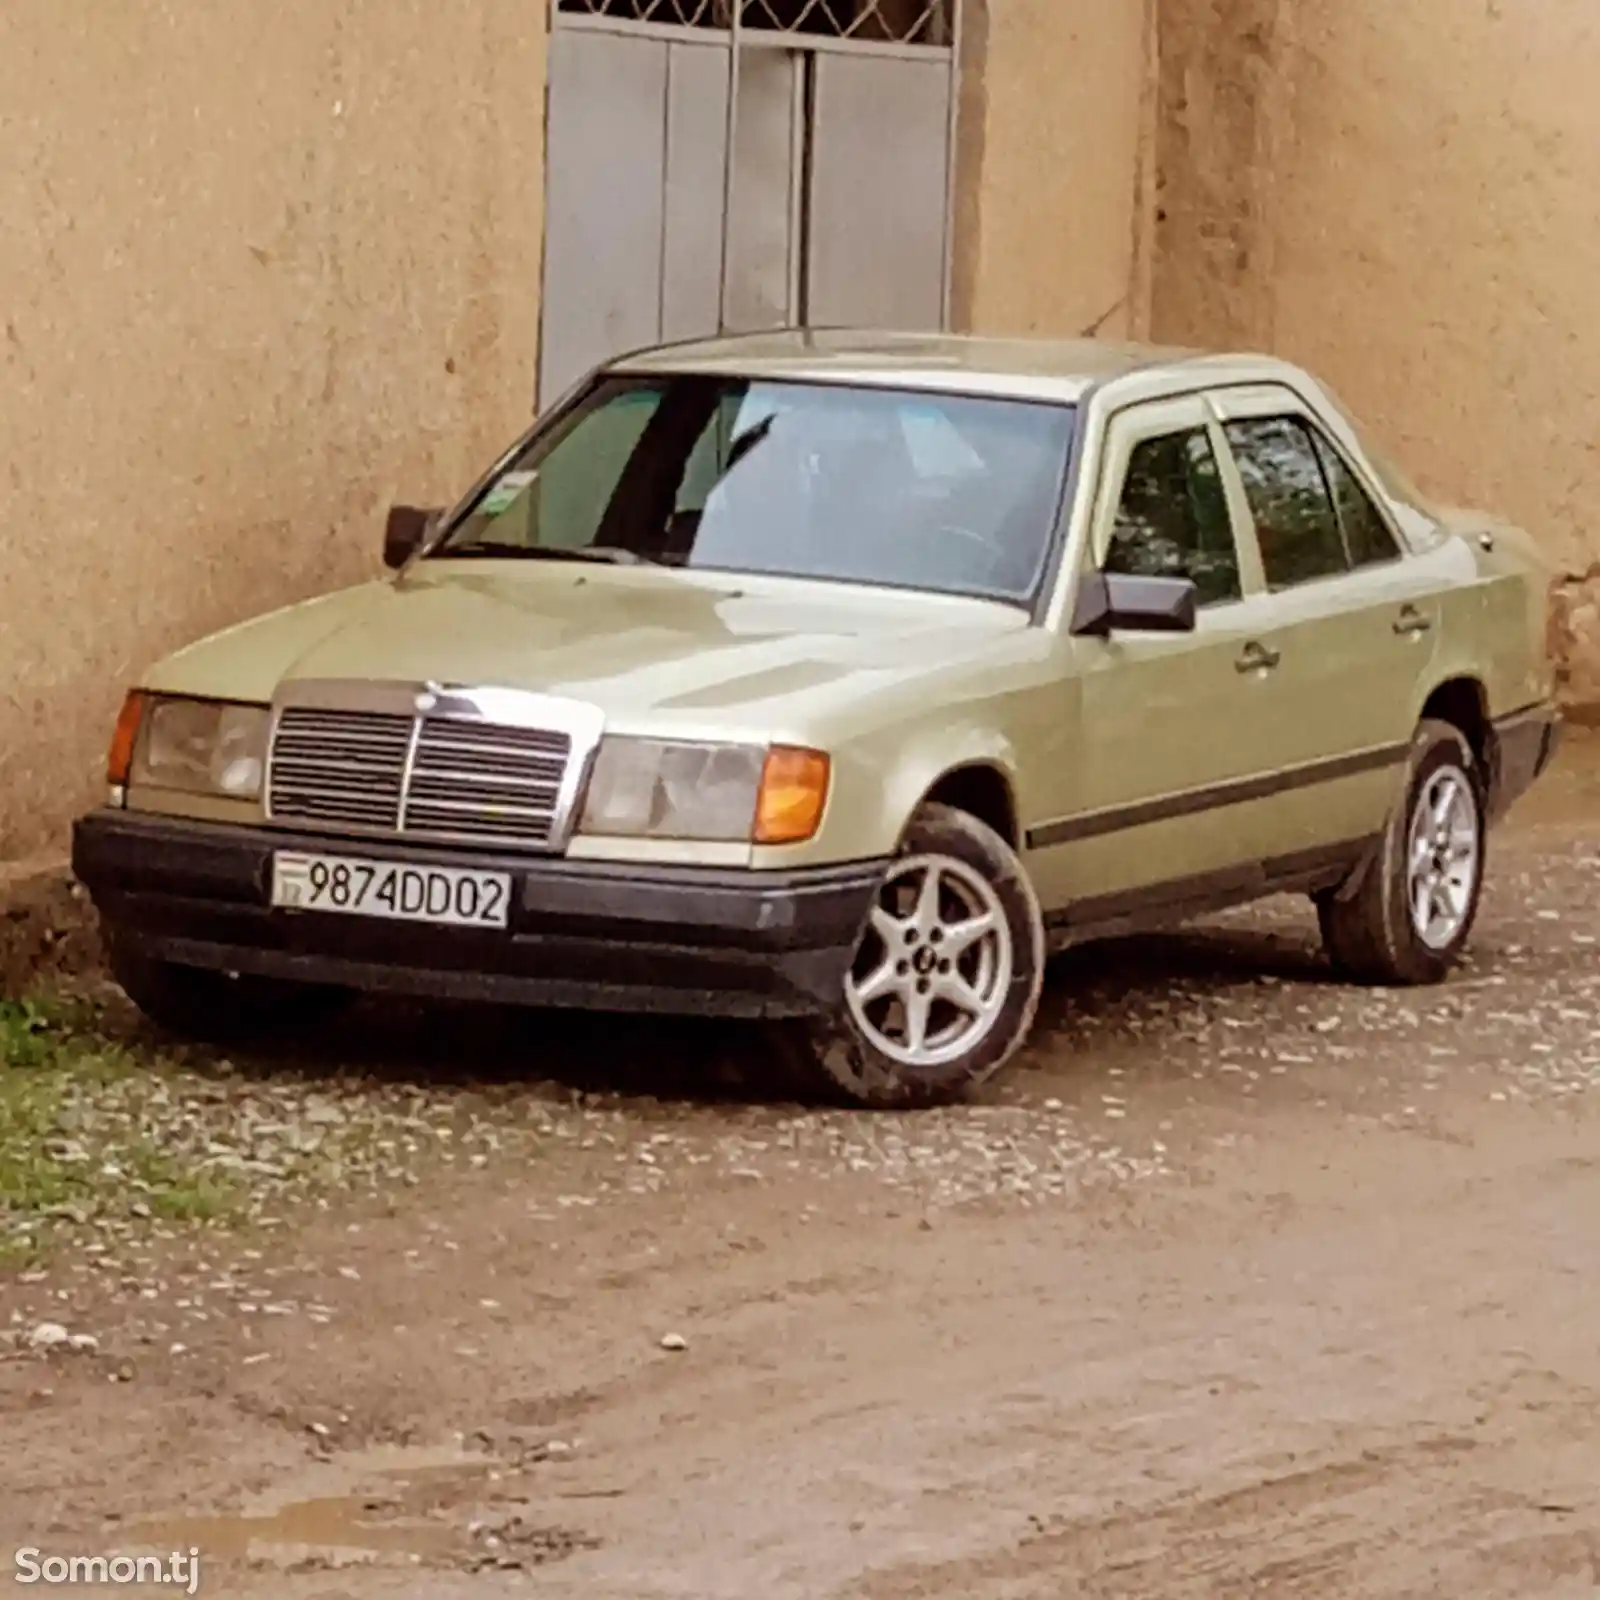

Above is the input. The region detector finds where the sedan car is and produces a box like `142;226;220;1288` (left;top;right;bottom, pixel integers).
73;332;1561;1107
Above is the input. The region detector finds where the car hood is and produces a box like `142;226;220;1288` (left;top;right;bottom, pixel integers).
143;562;1034;738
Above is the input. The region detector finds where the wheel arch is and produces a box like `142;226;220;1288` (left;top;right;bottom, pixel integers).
909;761;1022;851
1417;675;1491;772
1335;676;1493;908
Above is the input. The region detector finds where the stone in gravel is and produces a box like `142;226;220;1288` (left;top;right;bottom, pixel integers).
659;1332;688;1352
26;1323;72;1352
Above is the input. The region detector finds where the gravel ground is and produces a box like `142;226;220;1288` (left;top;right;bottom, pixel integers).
0;735;1596;1597
0;992;1168;1344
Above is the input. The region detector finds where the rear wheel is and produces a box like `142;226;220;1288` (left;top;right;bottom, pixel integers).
107;938;351;1045
1317;718;1486;986
790;803;1045;1109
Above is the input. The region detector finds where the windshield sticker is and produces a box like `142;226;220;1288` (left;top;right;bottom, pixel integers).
480;470;537;517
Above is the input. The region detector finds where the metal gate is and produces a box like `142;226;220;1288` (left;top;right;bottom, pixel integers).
538;0;962;405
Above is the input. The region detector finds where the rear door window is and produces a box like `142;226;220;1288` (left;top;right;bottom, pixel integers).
1222;416;1351;589
1310;431;1402;568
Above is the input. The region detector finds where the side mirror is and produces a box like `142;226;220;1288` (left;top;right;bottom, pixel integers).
383;505;441;570
1069;572;1198;637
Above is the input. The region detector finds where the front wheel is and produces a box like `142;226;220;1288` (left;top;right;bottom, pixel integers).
1317;717;1486;986
791;803;1045;1109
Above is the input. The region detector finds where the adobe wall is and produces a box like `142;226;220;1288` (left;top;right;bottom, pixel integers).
11;0;1591;877
1152;0;1600;713
0;0;548;860
955;0;1159;342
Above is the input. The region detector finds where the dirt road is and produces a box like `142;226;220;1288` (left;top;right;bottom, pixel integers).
3;739;1599;1598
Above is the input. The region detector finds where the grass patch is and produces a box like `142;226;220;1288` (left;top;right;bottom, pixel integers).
0;990;556;1277
0;997;247;1260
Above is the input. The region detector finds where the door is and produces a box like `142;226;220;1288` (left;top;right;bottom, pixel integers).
540;30;738;403
804;51;951;328
662;42;734;343
539;28;672;406
538;6;959;405
723;47;804;331
1205;385;1446;860
1027;398;1288;915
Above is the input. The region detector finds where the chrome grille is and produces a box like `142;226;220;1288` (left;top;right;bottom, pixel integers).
268;708;411;831
266;706;576;849
403;721;571;845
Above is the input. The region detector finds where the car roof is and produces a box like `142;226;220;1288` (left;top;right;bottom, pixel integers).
608;328;1298;405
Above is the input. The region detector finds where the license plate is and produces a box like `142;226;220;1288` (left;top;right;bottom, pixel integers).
270;851;512;929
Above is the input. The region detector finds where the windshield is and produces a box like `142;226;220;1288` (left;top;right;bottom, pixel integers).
428;375;1077;604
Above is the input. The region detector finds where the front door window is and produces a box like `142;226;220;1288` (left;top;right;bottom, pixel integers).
1103;427;1241;606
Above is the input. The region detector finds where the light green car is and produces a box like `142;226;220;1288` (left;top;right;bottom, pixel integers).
74;332;1560;1107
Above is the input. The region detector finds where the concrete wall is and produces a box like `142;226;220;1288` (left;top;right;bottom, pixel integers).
0;0;547;861
1153;0;1600;710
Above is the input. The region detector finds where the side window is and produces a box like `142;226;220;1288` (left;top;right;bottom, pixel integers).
1310;430;1401;567
1103;427;1241;607
1223;415;1350;588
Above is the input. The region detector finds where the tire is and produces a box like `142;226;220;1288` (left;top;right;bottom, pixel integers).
107;937;351;1046
788;802;1046;1110
1317;718;1487;986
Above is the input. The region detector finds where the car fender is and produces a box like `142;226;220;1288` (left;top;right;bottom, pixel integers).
1419;528;1555;721
749;724;1025;870
872;727;1024;855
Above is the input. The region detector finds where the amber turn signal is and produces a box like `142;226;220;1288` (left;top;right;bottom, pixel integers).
106;691;146;787
753;745;830;845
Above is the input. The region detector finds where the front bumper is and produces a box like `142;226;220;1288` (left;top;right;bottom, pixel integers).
72;810;888;1019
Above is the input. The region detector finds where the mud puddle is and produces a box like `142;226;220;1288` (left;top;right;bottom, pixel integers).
125;1443;595;1574
131;1494;452;1564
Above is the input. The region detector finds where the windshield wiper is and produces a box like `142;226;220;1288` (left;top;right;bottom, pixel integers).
431;542;651;565
697;415;777;500
726;414;775;470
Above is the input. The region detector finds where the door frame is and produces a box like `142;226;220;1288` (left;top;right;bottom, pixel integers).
1204;381;1416;570
1082;393;1268;597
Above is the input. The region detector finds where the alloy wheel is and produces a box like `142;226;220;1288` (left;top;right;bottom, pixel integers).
843;852;1013;1072
1405;765;1481;951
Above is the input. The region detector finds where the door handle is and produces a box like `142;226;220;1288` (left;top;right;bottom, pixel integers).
1235;640;1281;673
1393;604;1433;637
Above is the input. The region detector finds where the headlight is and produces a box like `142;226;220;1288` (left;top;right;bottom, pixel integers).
130;697;269;799
578;738;830;844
